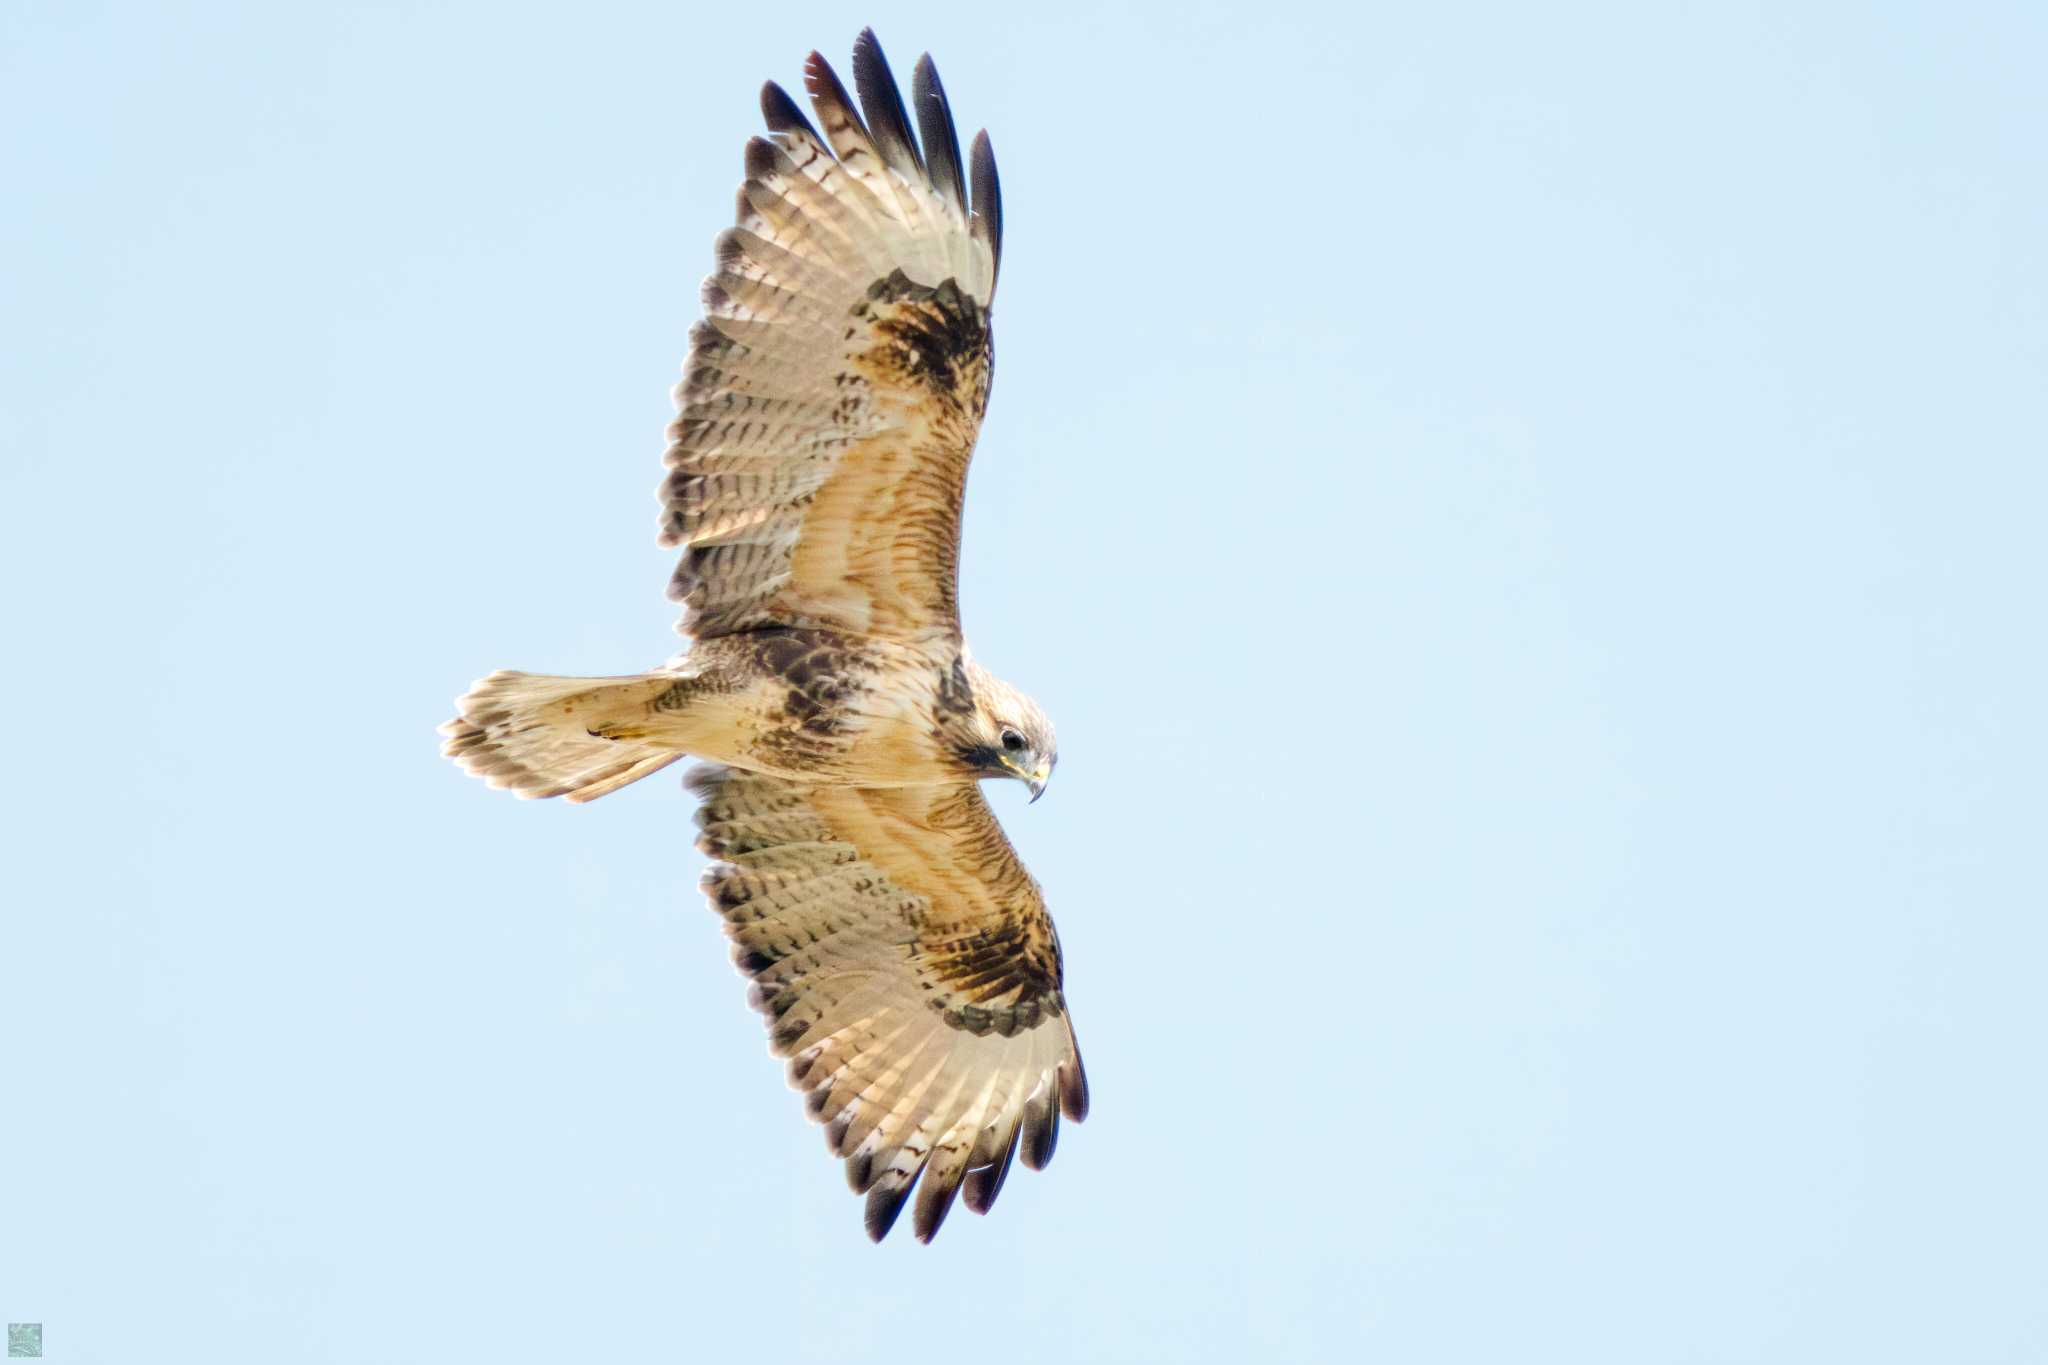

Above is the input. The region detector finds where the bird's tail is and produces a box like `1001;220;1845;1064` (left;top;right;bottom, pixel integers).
439;670;685;802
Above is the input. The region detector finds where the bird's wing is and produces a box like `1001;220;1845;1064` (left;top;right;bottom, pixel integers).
690;763;1087;1242
663;31;1003;643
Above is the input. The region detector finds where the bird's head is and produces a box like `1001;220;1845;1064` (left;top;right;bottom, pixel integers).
954;667;1057;801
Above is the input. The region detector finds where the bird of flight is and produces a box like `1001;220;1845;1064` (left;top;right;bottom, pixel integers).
441;31;1086;1243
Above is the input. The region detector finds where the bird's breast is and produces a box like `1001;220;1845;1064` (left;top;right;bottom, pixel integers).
716;630;963;785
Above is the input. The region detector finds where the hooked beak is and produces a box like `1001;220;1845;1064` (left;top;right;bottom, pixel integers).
1010;757;1052;803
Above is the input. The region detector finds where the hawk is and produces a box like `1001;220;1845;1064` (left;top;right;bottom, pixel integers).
440;31;1087;1243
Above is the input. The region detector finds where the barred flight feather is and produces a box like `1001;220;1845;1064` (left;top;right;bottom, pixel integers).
690;763;1085;1242
663;35;1000;642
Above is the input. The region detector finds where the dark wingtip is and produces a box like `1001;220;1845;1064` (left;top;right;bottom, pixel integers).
963;1121;1020;1215
1020;1086;1059;1171
844;1146;876;1194
969;129;1002;292
851;27;925;179
864;1179;913;1242
1061;1050;1090;1122
911;53;967;218
912;1166;965;1243
742;135;779;180
760;80;818;139
803;50;870;144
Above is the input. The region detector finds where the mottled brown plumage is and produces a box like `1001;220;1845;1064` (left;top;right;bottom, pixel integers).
692;767;1083;1242
438;31;1085;1243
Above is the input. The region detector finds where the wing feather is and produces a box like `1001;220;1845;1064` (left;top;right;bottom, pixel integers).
961;1116;1022;1215
691;764;1084;1242
852;28;925;181
663;36;1000;641
969;130;1003;293
912;55;969;222
759;80;819;141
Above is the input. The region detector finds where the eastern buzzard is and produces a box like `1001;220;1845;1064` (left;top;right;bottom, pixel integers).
441;30;1087;1243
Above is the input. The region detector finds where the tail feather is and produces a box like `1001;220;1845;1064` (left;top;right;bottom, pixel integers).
440;671;684;802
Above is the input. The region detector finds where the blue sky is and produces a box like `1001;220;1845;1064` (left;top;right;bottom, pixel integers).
4;2;2045;1361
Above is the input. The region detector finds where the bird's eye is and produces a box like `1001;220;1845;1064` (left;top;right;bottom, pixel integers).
1000;728;1026;753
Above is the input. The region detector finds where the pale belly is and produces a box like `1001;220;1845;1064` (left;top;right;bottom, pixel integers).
634;631;961;785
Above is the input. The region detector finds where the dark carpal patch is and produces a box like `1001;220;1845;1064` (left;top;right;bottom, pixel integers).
916;915;1064;1038
852;272;993;418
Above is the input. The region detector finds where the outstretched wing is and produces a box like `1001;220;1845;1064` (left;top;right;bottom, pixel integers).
663;30;1004;643
690;764;1088;1242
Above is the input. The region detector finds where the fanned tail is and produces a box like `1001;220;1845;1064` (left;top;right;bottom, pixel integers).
440;671;684;802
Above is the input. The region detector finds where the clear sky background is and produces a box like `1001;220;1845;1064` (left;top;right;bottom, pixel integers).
4;2;2045;1361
